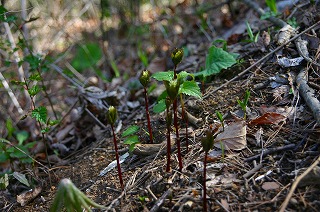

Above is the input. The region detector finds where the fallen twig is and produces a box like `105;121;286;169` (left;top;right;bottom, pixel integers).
244;144;296;162
150;188;172;212
280;156;320;212
203;20;320;99
296;69;320;125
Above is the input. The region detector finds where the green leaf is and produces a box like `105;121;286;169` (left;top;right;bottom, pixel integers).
15;130;29;145
41;127;50;133
123;135;139;145
179;81;202;99
9;146;29;159
138;49;148;67
0;5;17;22
24;55;42;70
246;21;255;41
0;150;10;163
122;125;140;137
153;99;166;113
147;83;157;94
157;90;168;101
265;0;277;13
200;46;237;77
13;172;30;187
28;85;41;96
5;119;15;138
177;71;190;80
31;106;47;123
29;73;42;81
216;111;223;122
152;71;174;81
110;60;120;78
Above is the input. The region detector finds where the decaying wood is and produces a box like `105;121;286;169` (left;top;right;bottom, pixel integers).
296;69;320;125
295;37;320;67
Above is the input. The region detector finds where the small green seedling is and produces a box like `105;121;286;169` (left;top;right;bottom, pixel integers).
107;106;124;189
139;70;153;143
122;125;140;152
215;111;225;161
201;130;214;212
237;90;250;120
50;178;106;212
261;0;278;20
215;111;224;131
165;79;183;171
245;21;260;43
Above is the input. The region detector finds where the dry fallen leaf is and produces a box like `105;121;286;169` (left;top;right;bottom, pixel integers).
262;182;280;191
214;121;247;150
249;112;286;125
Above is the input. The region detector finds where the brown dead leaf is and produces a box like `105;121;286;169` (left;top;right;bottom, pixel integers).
214;121;247;150
262;182;280;191
249;112;286;125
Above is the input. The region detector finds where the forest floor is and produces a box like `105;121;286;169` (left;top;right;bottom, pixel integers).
1;1;320;211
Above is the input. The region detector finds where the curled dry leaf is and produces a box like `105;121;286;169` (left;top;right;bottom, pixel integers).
214;121;247;150
276;24;296;46
249;112;286;125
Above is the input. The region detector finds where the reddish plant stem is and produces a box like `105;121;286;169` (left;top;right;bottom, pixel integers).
180;94;189;152
173;99;183;171
111;125;124;190
173;65;177;79
166;109;171;172
203;151;208;212
143;87;153;143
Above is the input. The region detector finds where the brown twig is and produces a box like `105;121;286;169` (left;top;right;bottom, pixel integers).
244;144;296;162
150;189;172;212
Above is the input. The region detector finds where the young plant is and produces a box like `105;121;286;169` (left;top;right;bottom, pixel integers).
106;106;124;189
50;178;106;212
201;130;214;212
237;90;250;120
165;79;183;171
245;21;260;43
215;111;224;131
139;70;153;143
165;97;173;172
171;48;184;79
122;125;140;152
215;111;225;161
261;0;278;20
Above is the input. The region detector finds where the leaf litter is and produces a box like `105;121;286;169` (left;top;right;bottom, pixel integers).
3;1;320;211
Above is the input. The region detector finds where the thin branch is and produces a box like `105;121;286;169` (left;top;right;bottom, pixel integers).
0;69;24;114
